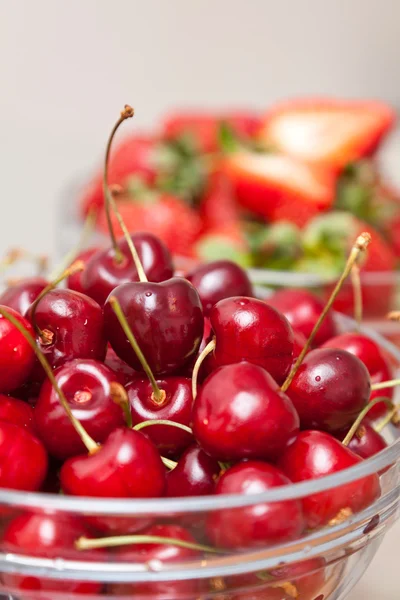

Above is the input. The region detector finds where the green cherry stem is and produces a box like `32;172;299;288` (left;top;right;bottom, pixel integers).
342;397;393;446
0;307;98;454
161;456;178;470
375;404;400;433
371;378;400;391
109;381;133;428
192;338;216;400
134;419;193;435
351;263;363;330
75;534;225;554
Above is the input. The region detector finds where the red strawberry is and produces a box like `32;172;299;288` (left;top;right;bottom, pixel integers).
200;170;240;231
224;151;336;227
258;98;395;170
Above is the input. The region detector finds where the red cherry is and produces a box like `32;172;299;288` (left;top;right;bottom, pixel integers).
286;348;371;432
267;288;338;347
104;345;139;385
0;394;35;432
60;427;166;498
0;276;48;315
192;362;299;462
278;430;381;528
292;329;308;360
207;461;305;549
0;421;47;491
2;511;102;595
186;259;253;315
166;444;220;497
127;376;193;456
344;423;388;460
34;359;126;460
0;306;36;393
322;332;393;419
66;247;100;293
209;297;294;384
104;277;204;376
81;232;174;305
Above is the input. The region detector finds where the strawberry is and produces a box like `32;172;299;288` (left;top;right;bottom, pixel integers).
224;151;336;227
192;223;250;267
258;98;396;170
199;170;240;231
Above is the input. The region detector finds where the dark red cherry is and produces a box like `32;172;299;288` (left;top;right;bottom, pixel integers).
186;259;253;315
34;359;126;460
104;345;139;385
292;329;307;360
207;461;305;549
2;511;102;595
0;306;36;393
267;288;338;347
286;348;371;432
0;276;48;315
166;444;220;497
60;427;166;498
193;362;299;462
0;421;47;491
278;430;381;528
127;376;193;456
66;247;100;294
26;289;107;379
104;277;203;376
81;232;174;305
344;423;387;460
0;394;35;433
209;297;294;384
322;332;393;419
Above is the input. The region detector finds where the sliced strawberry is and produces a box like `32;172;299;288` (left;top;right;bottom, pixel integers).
224;151;336;227
199;170;239;231
259;98;396;170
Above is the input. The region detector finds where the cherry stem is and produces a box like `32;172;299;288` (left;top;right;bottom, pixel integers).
30;261;85;343
48;207;97;281
0;307;98;454
134;419;193;435
108;296;165;404
75;534;225;554
192;338;216;400
371;378;400;391
161;456;178;470
0;248;47;275
342;397;393;446
109;382;133;428
351;263;362;330
281;232;371;393
103;105;134;262
375;405;400;433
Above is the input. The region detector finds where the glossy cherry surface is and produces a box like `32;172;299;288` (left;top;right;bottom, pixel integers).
292;329;308;360
279;430;381;528
186;259;253;315
322;332;394;419
209;297;294;384
0;421;47;491
267;288;338;347
0;394;35;432
345;423;388;460
207;461;305;549
60;427;166;498
34;359;126;460
0;276;48;315
0;306;36;393
81;232;174;305
66;247;100;294
166;444;220;497
193;362;299;461
104;277;204;376
127;376;193;456
104;345;139;385
286;348;371;432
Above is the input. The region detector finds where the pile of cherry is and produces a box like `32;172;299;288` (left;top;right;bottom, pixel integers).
0;107;398;599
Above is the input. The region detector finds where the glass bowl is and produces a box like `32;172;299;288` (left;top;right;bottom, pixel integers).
0;313;400;600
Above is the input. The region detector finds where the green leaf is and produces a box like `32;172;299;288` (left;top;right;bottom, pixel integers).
195;235;251;268
217;121;242;154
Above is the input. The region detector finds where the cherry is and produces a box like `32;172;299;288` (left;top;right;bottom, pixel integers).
2;511;102;595
207;461;305;549
209;297;294;384
186;259;253;315
278;430;381;528
268;288;338;347
104;345;139;385
104;277;204;375
34;359;126;460
292;328;308;360
0;276;48;315
322;332;394;419
0;393;35;432
192;362;299;462
285;347;371;432
66;246;100;293
127;376;193;456
60;427;166;498
166;444;220;497
0;421;47;491
0;306;36;393
343;423;387;461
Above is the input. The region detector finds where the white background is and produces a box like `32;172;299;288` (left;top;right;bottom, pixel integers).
0;2;400;597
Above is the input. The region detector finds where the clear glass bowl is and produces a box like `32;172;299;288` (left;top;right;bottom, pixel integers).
1;313;400;600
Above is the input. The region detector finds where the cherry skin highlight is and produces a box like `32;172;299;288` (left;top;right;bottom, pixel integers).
0;421;47;491
34;359;126;460
166;444;220;497
0;276;48;315
193;362;299;462
209;297;294;384
0;306;36;393
0;394;35;433
207;461;305;549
